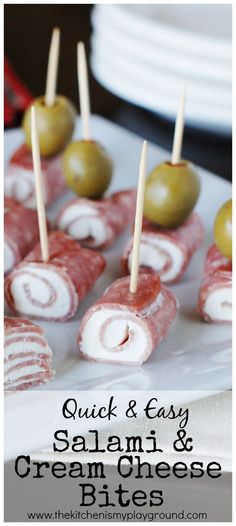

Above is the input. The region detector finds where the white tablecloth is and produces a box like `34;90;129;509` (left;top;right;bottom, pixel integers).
32;391;231;472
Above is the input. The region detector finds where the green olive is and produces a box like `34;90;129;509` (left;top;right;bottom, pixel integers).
22;95;76;158
63;140;113;198
144;160;200;227
214;199;232;260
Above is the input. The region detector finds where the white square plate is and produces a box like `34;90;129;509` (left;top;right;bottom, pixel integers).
4;116;232;393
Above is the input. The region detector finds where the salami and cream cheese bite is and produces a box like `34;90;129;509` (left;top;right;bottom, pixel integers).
4;144;66;209
121;212;204;285
4;198;40;276
78;141;178;366
6;30;76;209
198;245;232;324
4;316;54;391
5;231;106;322
137;86;203;286
78;273;178;366
56;189;136;249
199;199;232;324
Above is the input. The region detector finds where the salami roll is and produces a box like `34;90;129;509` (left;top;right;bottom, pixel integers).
4;316;54;391
5;231;106;322
56;189;136;250
78;273;178;365
4;198;40;276
121;212;204;284
198;244;232;323
4;144;66;208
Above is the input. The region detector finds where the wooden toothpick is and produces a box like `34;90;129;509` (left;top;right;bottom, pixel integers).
130;140;147;294
171;82;187;165
31;106;49;262
77;42;91;140
45;27;60;106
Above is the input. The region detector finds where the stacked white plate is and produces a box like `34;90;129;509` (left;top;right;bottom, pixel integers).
91;4;232;134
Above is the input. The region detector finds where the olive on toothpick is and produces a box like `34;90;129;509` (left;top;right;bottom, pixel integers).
144;83;200;228
214;199;232;260
63;42;113;198
22;28;76;158
144;160;200;228
63;140;113;198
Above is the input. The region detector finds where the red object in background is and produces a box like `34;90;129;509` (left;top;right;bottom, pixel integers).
4;57;33;127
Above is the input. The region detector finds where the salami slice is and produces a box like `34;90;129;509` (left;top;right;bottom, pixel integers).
5;231;106;322
198;244;232;323
78;273;178;365
121;212;204;284
56;189;136;249
4;144;66;208
4;198;40;276
4;316;54;391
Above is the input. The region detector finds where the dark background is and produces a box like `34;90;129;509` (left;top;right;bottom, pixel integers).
4;4;232;181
